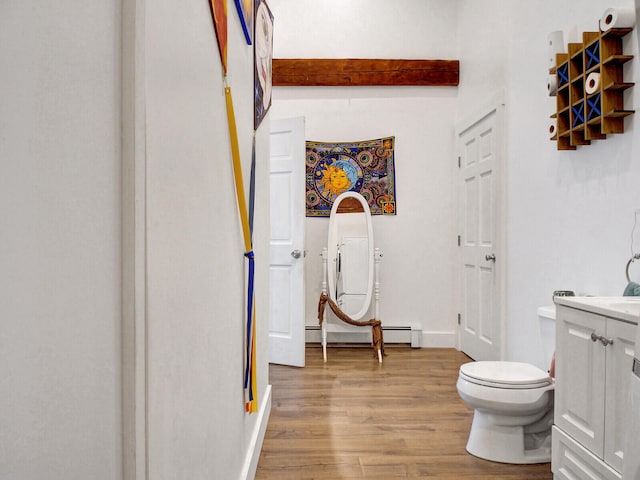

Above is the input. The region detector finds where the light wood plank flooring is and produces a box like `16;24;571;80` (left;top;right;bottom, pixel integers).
256;346;553;479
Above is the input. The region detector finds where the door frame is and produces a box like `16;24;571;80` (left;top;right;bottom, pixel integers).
455;90;507;361
122;1;148;477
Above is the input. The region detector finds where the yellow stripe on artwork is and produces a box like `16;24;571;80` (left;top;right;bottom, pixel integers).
225;85;258;413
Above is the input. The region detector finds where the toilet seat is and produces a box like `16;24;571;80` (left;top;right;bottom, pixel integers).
460;361;552;389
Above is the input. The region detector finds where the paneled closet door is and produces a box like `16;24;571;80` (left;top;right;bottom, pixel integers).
457;101;504;362
269;116;306;367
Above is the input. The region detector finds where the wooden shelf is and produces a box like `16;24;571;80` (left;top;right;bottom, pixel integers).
551;28;633;150
601;27;633;38
603;81;634;91
586;123;606;140
602;54;633;66
603;109;635;118
556;135;577;150
583;31;600;44
570;130;591;146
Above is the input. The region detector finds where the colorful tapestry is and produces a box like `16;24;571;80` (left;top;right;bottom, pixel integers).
306;137;396;217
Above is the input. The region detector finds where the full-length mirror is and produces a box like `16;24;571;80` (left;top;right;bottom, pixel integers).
327;192;374;321
319;191;383;363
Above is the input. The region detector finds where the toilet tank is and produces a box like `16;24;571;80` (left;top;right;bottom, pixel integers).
537;305;556;373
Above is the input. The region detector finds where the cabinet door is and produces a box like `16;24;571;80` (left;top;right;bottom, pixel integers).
603;318;636;473
555;306;606;457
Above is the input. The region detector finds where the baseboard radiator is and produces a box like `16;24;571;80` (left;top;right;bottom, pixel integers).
305;325;422;348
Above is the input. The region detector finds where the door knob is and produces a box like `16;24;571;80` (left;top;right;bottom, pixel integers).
291;249;302;259
485;254;496;262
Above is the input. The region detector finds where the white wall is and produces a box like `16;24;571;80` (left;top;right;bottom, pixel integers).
457;0;640;368
1;2;122;479
455;0;508;106
508;0;640;367
144;1;270;479
1;1;270;479
272;0;458;59
269;0;460;346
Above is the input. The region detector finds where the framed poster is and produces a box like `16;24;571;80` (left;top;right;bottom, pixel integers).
253;0;273;130
235;0;253;45
209;0;228;74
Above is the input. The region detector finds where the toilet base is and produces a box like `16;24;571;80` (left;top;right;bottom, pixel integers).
466;409;552;464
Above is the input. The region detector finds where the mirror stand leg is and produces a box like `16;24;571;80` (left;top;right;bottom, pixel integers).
322;327;327;363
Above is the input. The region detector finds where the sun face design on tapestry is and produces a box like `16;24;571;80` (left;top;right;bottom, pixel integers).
306;137;396;217
317;157;360;197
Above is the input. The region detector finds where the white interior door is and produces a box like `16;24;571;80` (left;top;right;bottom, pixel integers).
269;117;305;367
457;101;505;361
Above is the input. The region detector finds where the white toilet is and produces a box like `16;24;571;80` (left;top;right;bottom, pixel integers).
456;305;556;464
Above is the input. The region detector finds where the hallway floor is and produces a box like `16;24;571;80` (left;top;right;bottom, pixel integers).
256;346;553;479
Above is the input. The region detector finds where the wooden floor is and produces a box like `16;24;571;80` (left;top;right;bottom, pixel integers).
255;346;553;479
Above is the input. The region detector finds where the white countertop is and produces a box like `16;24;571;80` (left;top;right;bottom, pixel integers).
554;296;640;324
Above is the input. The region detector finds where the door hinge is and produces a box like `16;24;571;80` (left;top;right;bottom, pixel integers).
458;313;461;325
458;156;461;168
457;235;461;246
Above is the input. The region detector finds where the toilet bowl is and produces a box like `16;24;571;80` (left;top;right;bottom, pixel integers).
456;305;556;464
456;361;554;464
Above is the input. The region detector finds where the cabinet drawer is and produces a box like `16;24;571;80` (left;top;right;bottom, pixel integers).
552;426;621;480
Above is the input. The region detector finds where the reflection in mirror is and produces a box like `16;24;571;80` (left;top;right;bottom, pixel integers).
327;193;374;321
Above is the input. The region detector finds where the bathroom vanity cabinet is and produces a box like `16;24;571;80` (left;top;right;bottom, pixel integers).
552;298;637;480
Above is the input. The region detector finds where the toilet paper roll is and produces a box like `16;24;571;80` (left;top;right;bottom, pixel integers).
585;72;601;94
600;7;636;31
547;75;558;96
547;30;564;69
549;121;557;139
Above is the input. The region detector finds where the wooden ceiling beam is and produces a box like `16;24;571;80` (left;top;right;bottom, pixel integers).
272;58;459;87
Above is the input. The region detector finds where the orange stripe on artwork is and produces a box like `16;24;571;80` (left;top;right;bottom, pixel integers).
209;0;228;74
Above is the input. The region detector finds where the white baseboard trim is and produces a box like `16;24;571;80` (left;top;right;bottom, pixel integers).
240;384;272;480
420;331;457;348
305;327;457;349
